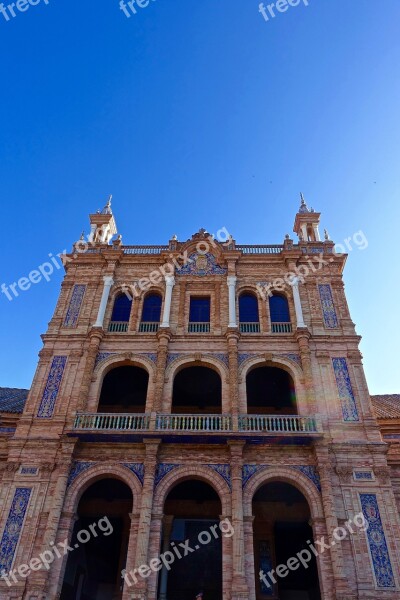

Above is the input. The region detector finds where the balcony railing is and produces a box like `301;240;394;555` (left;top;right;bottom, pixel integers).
157;414;232;432
123;245;169;255
188;322;210;333
74;413;150;431
238;414;320;433
139;322;159;333
108;322;129;333
236;245;283;254
240;322;261;333
271;322;293;334
73;413;321;435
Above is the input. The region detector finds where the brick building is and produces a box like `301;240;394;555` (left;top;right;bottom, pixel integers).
1;196;400;600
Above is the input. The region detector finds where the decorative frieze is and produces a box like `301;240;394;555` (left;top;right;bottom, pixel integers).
37;356;67;418
359;494;395;588
332;357;359;422
63;284;86;327
0;487;32;573
177;253;227;276
123;463;145;485
318;284;339;328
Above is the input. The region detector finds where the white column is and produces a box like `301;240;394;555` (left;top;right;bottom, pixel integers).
94;275;114;328
227;276;237;328
160;275;175;328
291;277;306;328
313;224;321;241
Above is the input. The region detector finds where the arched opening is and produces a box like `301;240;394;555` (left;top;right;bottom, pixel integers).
160;480;223;600
246;366;297;415
99;365;149;413
172;366;222;414
109;294;132;333
140;293;162;332
252;481;321;600
269;294;292;333
60;478;133;600
239;293;260;333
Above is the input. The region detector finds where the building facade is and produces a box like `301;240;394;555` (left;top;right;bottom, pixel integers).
1;197;400;600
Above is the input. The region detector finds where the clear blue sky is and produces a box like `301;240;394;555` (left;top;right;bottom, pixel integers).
0;0;399;394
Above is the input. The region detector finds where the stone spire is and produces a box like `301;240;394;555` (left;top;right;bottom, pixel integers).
293;193;321;241
89;195;118;244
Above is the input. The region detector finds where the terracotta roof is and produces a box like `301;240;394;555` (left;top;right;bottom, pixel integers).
0;388;29;414
371;395;400;419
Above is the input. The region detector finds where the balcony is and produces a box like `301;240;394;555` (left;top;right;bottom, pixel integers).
271;322;293;334
139;322;159;333
157;414;232;432
238;414;320;433
72;413;321;439
188;322;210;333
74;413;150;431
240;322;261;333
108;321;129;333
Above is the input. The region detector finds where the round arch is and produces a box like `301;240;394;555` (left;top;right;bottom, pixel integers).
238;354;306;414
243;465;323;519
87;355;156;413
162;356;229;413
153;465;231;517
63;462;142;515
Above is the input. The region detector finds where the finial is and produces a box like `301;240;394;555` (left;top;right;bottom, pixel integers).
172;234;178;241
324;229;330;241
102;195;113;215
299;193;310;213
285;233;290;239
80;231;85;241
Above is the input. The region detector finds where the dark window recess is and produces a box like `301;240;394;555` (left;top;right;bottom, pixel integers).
141;294;162;322
269;295;290;323
111;294;132;322
239;294;259;322
189;297;210;322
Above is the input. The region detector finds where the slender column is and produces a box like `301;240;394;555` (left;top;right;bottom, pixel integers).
122;511;141;600
94;275;114;328
158;515;174;600
227;276;237;328
290;277;306;328
226;330;240;417
243;516;256;600
228;441;249;599
152;329;172;413
131;440;161;599
160;276;175;328
76;328;104;412
316;457;353;599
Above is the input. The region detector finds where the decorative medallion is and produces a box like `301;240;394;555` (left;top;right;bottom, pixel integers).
177;253;227;276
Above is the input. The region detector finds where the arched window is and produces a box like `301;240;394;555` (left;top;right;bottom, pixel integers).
239;293;260;333
269;294;292;333
109;294;132;332
140;293;162;332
